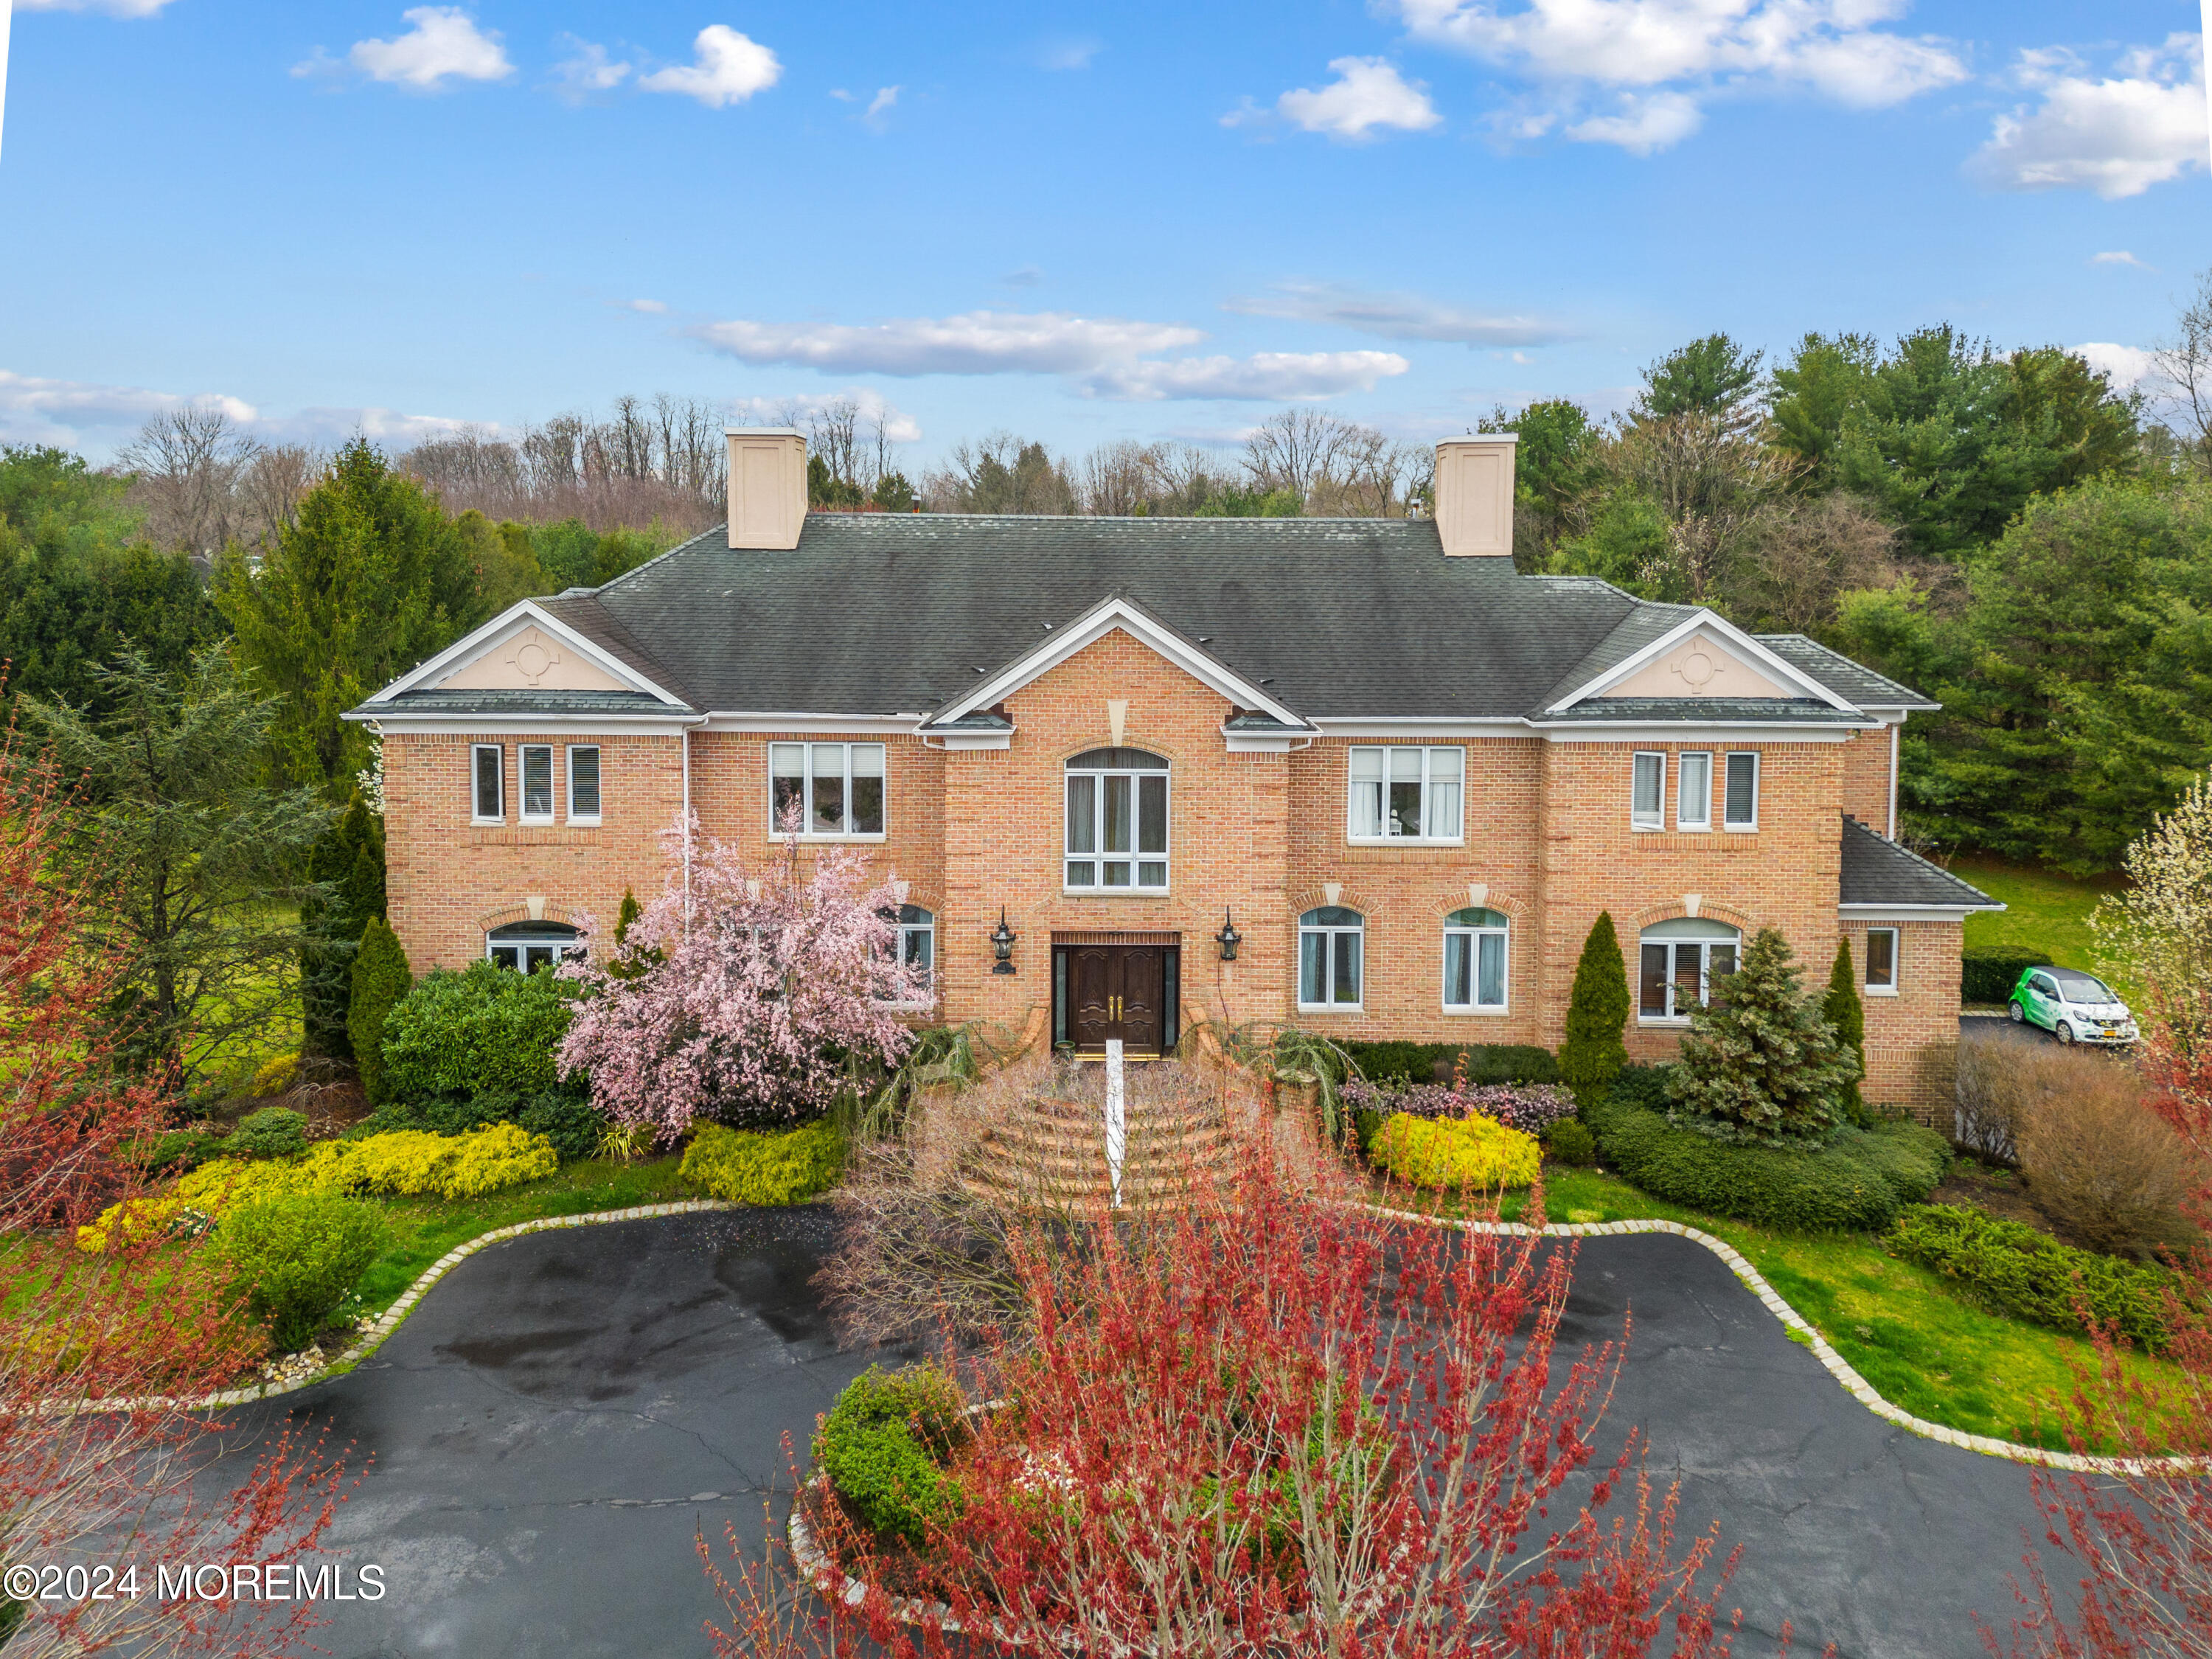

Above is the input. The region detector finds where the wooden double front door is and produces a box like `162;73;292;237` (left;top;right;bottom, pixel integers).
1054;942;1180;1057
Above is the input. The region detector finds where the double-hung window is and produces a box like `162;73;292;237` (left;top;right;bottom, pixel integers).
1631;752;1665;830
1677;751;1713;831
519;745;556;824
1347;746;1464;841
1722;751;1759;830
1865;927;1899;994
567;745;602;824
1065;748;1168;891
1298;907;1364;1010
472;744;504;823
1442;907;1509;1012
771;742;886;837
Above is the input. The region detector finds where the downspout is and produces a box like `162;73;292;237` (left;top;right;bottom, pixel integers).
1888;720;1899;841
682;724;694;932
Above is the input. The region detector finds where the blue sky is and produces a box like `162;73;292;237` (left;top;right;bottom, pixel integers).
1;0;2205;466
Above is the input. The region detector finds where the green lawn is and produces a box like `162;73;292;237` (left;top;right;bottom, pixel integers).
1954;857;2126;994
1379;1166;2181;1455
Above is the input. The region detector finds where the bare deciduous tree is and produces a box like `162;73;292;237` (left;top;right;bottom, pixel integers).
118;407;261;566
397;397;727;532
235;443;323;554
1725;491;1902;632
1611;408;1807;602
1242;408;1366;503
2152;265;2212;474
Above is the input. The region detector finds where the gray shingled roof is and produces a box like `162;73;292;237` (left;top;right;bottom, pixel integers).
1757;635;1936;710
381;689;692;715
1839;816;2001;908
533;515;1924;720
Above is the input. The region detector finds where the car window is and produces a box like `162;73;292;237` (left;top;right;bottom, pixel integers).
2052;971;2114;1002
2031;975;2057;996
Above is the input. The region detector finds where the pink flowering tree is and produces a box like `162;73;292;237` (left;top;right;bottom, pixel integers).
557;818;927;1141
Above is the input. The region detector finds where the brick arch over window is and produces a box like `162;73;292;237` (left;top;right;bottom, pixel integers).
1423;889;1530;923
477;900;588;934
1286;883;1384;921
1624;898;1760;936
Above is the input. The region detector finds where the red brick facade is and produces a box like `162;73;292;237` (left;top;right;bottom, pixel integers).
381;627;1961;1116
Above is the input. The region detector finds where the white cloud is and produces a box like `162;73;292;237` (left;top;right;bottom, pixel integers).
691;310;1206;377
690;307;1408;402
554;36;632;97
347;7;513;88
726;389;923;444
1564;89;1704;152
1231;57;1442;140
617;299;669;314
1388;0;1964;153
1969;35;2207;200
1036;38;1102;71
863;86;900;131
1082;351;1411;401
1001;265;1045;288
0;369;471;456
1223;281;1572;347
2073;342;2156;386
639;24;781;108
18;0;178;13
2091;250;2149;268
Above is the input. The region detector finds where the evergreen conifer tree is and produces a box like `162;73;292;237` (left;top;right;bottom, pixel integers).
348;917;412;1106
1823;936;1867;1122
299;792;386;1057
1559;911;1630;1102
1667;928;1858;1147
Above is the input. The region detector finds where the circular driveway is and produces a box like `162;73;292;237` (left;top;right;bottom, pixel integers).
215;1208;2059;1658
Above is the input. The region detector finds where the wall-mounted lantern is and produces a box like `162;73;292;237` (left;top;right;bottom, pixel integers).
1215;908;1242;962
990;907;1018;975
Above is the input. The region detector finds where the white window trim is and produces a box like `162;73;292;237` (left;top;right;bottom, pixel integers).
1441;918;1510;1015
470;743;504;825
1344;745;1467;845
566;744;602;827
1864;926;1900;996
1631;751;1665;832
883;908;938;1010
1296;916;1366;1014
1063;757;1172;895
518;743;557;825
1636;934;1739;1024
769;741;889;841
1722;750;1760;832
1676;750;1714;832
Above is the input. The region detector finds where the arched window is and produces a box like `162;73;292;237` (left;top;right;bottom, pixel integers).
1065;748;1169;892
1638;918;1739;1020
1298;906;1364;1010
1442;907;1509;1011
487;921;583;973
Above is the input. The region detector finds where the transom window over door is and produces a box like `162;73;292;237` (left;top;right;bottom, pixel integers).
1298;906;1364;1010
1065;748;1168;891
1442;907;1509;1011
1638;917;1739;1020
771;742;886;837
1348;746;1464;841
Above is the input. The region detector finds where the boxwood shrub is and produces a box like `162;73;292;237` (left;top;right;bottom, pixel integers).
680;1119;845;1205
1335;1040;1559;1088
813;1363;968;1546
1885;1203;2177;1350
229;1107;310;1159
218;1192;387;1351
1961;952;2042;1006
1586;1065;1951;1233
379;961;574;1103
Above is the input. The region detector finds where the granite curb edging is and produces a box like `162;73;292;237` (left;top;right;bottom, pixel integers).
1370;1205;2203;1477
80;1201;741;1416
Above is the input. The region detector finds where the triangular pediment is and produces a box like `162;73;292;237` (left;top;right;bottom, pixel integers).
366;601;689;708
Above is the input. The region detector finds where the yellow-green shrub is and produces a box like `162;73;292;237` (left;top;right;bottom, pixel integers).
1371;1113;1541;1192
680;1119;844;1205
76;1125;560;1250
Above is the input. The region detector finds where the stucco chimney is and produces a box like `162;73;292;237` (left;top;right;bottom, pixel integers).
724;428;807;551
1433;436;1517;557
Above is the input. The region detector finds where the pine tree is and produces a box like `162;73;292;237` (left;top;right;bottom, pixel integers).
299;792;387;1058
348;917;413;1106
1823;936;1866;1122
1559;912;1630;1103
1667;928;1859;1147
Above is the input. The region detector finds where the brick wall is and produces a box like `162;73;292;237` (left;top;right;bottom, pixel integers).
1848;917;1960;1121
1838;723;1895;835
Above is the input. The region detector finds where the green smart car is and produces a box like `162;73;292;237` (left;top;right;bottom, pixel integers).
2008;965;2138;1046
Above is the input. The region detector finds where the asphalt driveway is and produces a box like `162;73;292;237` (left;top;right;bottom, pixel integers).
209;1208;2062;1659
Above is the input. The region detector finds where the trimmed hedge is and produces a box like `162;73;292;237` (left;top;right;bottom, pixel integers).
1587;1066;1950;1232
680;1119;846;1205
1335;1041;1559;1088
379;961;574;1104
813;1364;968;1546
1961;952;2042;1006
1885;1204;2177;1350
1545;1119;1597;1167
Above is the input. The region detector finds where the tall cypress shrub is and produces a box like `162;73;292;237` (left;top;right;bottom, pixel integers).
1823;937;1867;1122
348;917;412;1105
300;792;386;1057
1559;911;1630;1104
